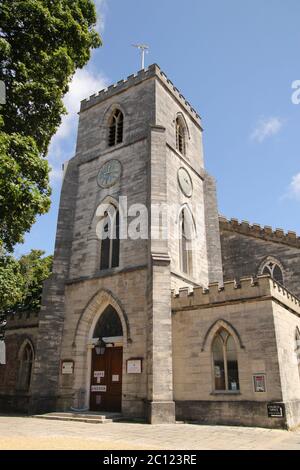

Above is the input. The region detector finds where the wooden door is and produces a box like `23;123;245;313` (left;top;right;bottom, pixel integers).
90;346;123;412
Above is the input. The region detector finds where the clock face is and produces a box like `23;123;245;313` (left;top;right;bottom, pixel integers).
178;167;193;197
97;159;122;188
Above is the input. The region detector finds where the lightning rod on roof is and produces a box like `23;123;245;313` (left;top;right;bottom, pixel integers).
132;44;149;70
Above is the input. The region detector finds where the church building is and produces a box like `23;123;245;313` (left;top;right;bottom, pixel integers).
1;64;300;429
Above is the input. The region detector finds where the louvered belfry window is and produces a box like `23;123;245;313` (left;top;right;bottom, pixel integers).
108;109;124;147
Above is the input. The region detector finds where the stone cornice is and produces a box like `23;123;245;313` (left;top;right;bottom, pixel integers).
5;311;39;330
171;275;300;317
79;64;202;127
219;216;300;249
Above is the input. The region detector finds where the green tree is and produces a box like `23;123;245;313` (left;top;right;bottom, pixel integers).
17;249;53;313
0;0;101;251
0;249;24;312
0;249;52;339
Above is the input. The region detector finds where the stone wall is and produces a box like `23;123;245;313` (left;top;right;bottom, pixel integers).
273;302;300;429
57;268;148;418
0;312;39;412
172;276;300;429
155;76;211;290
220;217;300;297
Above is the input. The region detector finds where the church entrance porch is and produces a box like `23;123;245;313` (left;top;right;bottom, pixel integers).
90;345;123;412
87;303;124;413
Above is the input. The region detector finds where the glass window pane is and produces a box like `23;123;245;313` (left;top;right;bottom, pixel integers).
263;266;271;276
273;265;283;284
100;222;110;270
181;235;188;274
226;336;239;391
220;329;228;342
112;212;120;268
213;336;225;390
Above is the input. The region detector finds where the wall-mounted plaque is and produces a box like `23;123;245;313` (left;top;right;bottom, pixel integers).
94;371;105;378
91;385;107;393
61;361;74;375
127;359;142;374
253;374;266;392
267;403;285;418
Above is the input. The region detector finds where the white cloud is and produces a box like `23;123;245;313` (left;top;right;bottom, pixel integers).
48;67;108;185
251;117;284;143
287;173;300;201
47;0;108;185
57;67;107;138
49;165;63;184
94;0;107;33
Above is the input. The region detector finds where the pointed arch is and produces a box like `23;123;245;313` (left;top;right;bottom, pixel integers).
212;327;240;391
72;289;130;410
258;256;285;285
17;339;34;392
95;196;120;270
175;113;189;156
201;319;245;352
108;108;124;147
73;288;130;348
90;195;120;229
176;112;190;139
18;338;35;360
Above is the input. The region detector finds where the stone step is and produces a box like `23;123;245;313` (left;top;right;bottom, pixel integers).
32;412;123;424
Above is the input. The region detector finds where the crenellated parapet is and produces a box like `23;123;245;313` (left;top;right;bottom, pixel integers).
219;216;300;249
171;275;300;316
80;64;202;126
5;311;39;330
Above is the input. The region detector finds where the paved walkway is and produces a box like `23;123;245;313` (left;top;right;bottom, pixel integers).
0;416;300;450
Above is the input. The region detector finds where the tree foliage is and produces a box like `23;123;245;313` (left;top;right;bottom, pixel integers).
0;0;101;250
0;249;53;339
0;250;24;311
0;249;53;313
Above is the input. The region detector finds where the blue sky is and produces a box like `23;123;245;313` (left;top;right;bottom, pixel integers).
15;0;300;257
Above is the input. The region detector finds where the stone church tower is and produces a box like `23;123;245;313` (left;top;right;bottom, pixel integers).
29;64;222;423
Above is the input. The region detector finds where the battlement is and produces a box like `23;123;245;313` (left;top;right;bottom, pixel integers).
80;64;202;125
171;275;300;315
5;311;39;330
219;216;300;249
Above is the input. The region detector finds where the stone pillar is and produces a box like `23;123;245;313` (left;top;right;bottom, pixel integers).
203;172;224;285
146;125;175;423
29;159;78;413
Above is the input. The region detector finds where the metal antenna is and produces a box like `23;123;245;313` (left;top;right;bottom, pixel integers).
132;44;149;70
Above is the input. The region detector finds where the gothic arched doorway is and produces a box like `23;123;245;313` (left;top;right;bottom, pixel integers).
90;305;123;412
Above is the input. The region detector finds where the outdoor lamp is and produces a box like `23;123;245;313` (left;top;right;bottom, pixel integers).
95;338;106;355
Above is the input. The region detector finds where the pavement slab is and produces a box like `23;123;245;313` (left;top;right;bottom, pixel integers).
0;416;300;450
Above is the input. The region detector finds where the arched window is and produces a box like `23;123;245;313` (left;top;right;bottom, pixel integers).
108;109;123;147
212;329;240;392
18;341;34;392
179;207;194;276
176;117;186;155
94;305;123;339
261;259;284;285
100;204;120;271
296;328;300;380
